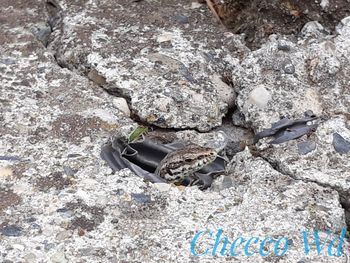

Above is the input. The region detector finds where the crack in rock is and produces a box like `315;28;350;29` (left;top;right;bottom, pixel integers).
47;0;240;132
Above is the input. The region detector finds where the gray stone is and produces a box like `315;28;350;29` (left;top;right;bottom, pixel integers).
261;117;350;192
0;225;23;237
30;22;52;46
297;140;317;155
281;59;296;74
50;251;68;263
300;21;328;39
234;19;350;130
49;0;239;131
131;193;152;204
248;85;271;109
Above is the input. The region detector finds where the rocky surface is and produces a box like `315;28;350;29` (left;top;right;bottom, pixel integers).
233;15;350;209
49;0;238;131
1;0;350;262
234;18;350;130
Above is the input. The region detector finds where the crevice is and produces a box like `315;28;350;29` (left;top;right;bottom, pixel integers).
250;147;350;235
46;0;63;32
43;0;243;135
52;54;66;69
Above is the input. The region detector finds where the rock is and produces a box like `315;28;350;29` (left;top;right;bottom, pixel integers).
30;22;52;46
50;251;68;263
235;19;349;130
55;231;71;241
281;58;295;74
50;0;238;131
131;193;152;204
0;167;13;177
210;175;234;191
210;74;236;108
320;0;330;10
248;85;271;108
112;97;131;117
231;109;250;128
153;183;172;192
261;117;350;193
23;253;37;263
300;21;328;39
0;58;16;65
297;140;317;155
87;69;107;86
0;225;23;237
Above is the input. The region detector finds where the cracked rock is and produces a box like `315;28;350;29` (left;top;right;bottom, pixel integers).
234;18;350;131
49;0;238;131
1;0;350;262
261;117;350;194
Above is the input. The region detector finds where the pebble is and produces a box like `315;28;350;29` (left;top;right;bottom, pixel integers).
281;59;295;74
248;85;271;108
0;156;21;161
113;97;131;117
12;243;25;251
298;141;316;155
300;21;327;38
320;0;329;9
30;22;51;46
87;69;107;86
0;167;13;177
56;231;71;241
277;43;291;52
131;193;151;204
50;251;68;263
0;225;23;237
0;58;16;65
63;166;77;176
156;33;173;43
211;175;234;192
171;14;189;24
191;2;202;8
24;253;37;262
153;183;172;192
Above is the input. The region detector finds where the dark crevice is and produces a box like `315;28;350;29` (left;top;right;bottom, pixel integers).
52;54;65;69
46;0;63;31
221;105;236;124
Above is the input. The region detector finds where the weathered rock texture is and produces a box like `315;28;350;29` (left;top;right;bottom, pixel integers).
233;16;350;202
234;18;350;130
1;0;350;262
50;0;238;131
